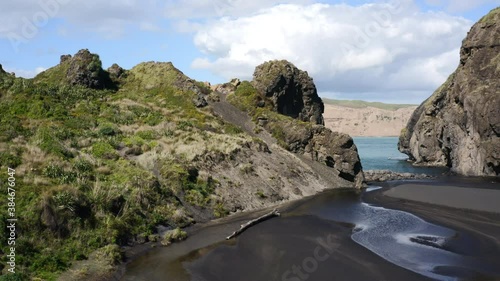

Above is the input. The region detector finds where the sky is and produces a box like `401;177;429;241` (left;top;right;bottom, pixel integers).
0;0;498;104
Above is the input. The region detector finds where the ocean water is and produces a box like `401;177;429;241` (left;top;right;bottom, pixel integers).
353;137;449;175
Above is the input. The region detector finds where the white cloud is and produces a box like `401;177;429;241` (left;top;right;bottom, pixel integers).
4;66;47;78
423;0;500;13
0;0;164;41
190;1;472;102
164;0;313;19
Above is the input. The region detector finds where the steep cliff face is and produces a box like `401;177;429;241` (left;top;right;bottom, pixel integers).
252;60;325;125
223;60;364;188
399;8;500;176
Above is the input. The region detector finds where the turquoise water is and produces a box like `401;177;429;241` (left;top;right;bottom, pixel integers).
353;137;448;175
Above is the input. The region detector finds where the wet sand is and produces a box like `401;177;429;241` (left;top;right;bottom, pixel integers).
364;178;500;280
122;190;432;281
121;178;500;281
383;181;500;214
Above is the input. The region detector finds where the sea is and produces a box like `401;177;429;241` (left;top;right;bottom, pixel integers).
353;136;449;175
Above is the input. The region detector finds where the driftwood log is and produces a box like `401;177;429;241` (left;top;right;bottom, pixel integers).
226;209;280;240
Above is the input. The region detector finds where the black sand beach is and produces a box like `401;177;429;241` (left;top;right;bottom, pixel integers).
364;178;500;280
121;177;500;281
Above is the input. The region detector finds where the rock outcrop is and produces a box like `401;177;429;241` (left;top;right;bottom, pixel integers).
399;8;500;176
246;60;364;187
364;170;433;182
107;63;126;80
65;49;112;89
252;60;325;125
267;119;364;186
34;49;114;89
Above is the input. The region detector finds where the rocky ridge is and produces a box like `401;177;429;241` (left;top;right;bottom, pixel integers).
399;8;500;176
0;50;364;279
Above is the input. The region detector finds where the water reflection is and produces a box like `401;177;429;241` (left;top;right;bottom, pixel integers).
123;189;497;281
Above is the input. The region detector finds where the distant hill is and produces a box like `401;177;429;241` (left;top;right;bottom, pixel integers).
323;99;418;137
322;98;417;111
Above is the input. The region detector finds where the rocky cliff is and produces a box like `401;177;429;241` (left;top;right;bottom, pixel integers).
0;50;364;278
223;60;364;188
399;8;500;176
252;60;325;125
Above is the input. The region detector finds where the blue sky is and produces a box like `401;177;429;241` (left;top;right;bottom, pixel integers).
0;0;498;103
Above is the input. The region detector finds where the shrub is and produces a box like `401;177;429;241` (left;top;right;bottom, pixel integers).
43;163;65;178
161;228;187;246
255;189;267;199
98;124;120;136
0;151;22;168
73;159;93;174
42;163;77;184
91;142;117;159
35;127;74;159
177;120;193;130
92;244;123;265
136;130;158;140
213;203;229;218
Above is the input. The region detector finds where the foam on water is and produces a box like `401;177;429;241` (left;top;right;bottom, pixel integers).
365;186;383;192
353;204;465;280
313;197;464;280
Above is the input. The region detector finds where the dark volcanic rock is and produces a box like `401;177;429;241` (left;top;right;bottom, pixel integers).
107;63;126;79
364;170;433;182
0;64;6;76
65;49;112;89
60;54;72;64
252;60;325;125
268;119;364;187
399;8;500;176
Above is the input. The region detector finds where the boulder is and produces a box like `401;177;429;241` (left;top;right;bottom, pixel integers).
193;93;208;108
398;8;500;176
252;60;325;125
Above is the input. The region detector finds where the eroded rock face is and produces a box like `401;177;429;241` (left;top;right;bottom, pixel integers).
252;60;325;125
399;8;500;176
267;119;364;187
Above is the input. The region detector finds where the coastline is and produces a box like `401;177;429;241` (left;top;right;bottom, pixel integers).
364;178;500;280
120;188;433;281
70;176;500;281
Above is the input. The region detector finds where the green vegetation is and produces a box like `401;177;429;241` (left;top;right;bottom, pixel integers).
255;189;267;199
322;98;416;111
479;7;500;25
0;54;243;280
227;81;311;150
161;228;188;246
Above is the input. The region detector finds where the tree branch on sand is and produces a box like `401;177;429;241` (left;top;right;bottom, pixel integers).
226;209;280;240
